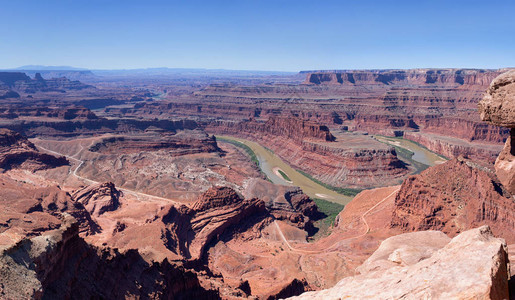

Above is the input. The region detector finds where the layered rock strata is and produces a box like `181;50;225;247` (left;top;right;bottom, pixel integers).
71;182;122;217
158;187;268;261
390;158;515;243
88;130;220;156
208;118;409;188
302;69;500;86
0;128;68;171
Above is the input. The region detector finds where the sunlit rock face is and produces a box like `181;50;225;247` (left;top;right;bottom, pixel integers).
288;226;509;300
479;70;515;194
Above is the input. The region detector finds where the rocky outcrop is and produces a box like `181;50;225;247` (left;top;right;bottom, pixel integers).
496;130;515;195
159;186;268;261
71;182;121;217
479;70;515;128
243;178;320;228
14;73;94;93
0;71;93;93
415;115;509;143
356;230;451;273
390;158;515;243
289;226;510;300
0;105;98;120
0;128;68;171
0;91;20;99
0;72;31;87
0;181;100;236
479;70;515;194
0;215;219;299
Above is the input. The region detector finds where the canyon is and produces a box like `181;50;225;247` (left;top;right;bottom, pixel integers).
0;68;513;299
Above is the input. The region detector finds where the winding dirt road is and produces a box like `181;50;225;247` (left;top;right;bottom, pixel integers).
274;187;400;254
37;143;182;205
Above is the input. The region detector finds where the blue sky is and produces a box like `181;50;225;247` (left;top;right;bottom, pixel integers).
1;0;514;71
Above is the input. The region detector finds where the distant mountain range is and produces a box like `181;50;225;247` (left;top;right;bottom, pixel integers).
4;66;295;76
12;65;90;71
0;66;299;83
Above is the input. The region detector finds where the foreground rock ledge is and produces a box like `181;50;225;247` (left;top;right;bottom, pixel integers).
288;226;510;300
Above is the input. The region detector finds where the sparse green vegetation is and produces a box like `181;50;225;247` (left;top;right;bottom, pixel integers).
310;197;345;240
389;144;429;174
217;137;260;166
216;135;352;204
277;169;291;181
263;145;274;153
217;136;272;182
372;135;447;174
296;169;362;197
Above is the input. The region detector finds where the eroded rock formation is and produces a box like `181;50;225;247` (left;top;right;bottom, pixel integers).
210;116;335;143
0;179;100;237
243;178;319;230
72;182;122;217
390;158;515;243
0;215;218;299
158;187;268;261
88;130;220;156
479;70;515;193
0;128;68;171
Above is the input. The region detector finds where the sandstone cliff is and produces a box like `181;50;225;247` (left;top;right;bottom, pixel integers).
390;158;515;243
303;69;500;86
210;116;334;143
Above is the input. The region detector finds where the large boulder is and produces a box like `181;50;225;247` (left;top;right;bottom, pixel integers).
478;70;515;194
479;69;515;128
288;226;510;300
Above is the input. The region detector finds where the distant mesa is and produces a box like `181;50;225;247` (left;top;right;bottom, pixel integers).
302;69;499;86
0;71;94;93
12;65;90;71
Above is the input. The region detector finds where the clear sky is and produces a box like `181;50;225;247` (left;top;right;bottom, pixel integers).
1;0;514;71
